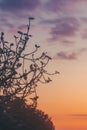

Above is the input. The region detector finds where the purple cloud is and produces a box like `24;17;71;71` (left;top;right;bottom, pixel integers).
0;0;40;12
48;17;80;41
0;17;15;31
55;51;77;60
81;29;87;39
45;0;73;13
17;24;27;30
45;0;87;13
81;17;87;23
54;47;87;60
0;0;41;31
61;40;75;46
79;47;87;53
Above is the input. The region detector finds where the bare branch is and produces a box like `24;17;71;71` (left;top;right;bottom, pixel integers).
0;17;59;107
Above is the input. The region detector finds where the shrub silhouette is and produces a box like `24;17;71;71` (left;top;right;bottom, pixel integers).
0;97;55;130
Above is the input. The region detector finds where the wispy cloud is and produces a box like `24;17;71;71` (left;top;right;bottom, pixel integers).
61;40;75;46
0;0;41;32
54;51;77;60
47;17;80;41
54;47;87;60
70;114;87;117
45;0;67;13
81;29;87;39
0;0;40;12
44;0;87;14
80;17;87;23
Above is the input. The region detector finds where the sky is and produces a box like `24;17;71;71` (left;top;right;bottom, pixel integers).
1;0;87;130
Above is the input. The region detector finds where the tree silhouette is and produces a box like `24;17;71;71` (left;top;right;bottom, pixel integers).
0;18;59;130
0;17;58;107
0;97;55;130
0;17;59;107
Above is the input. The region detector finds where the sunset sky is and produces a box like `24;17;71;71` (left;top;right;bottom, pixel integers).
1;0;87;130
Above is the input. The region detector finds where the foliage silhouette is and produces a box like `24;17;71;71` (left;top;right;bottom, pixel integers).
0;17;59;107
0;97;55;130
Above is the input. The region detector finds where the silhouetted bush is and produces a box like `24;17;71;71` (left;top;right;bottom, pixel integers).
0;97;55;130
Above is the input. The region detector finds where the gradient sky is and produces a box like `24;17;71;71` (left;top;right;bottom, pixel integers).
1;0;87;130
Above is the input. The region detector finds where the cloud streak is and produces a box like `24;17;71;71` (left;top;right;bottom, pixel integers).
55;51;77;60
81;29;87;39
71;114;87;117
0;0;40;12
47;17;80;41
45;0;87;14
45;0;67;13
0;0;42;32
54;47;87;60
